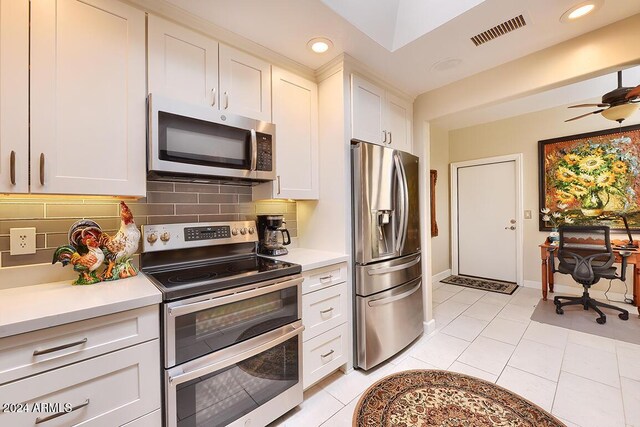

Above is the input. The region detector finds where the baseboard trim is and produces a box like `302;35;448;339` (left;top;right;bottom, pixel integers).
523;280;631;302
424;319;436;335
432;269;452;283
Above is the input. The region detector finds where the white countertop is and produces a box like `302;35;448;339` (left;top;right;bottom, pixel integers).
0;274;162;338
261;248;349;271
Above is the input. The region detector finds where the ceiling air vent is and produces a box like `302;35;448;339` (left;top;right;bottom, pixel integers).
470;14;527;47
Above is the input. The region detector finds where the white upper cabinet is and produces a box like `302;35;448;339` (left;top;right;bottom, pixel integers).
351;74;413;153
0;0;29;193
386;92;413;153
351;75;385;145
30;0;146;196
265;67;318;200
219;44;272;122
148;15;218;107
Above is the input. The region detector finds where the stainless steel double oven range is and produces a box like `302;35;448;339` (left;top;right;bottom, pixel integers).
141;221;303;427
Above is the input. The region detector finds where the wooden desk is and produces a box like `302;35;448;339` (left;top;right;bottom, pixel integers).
539;239;640;315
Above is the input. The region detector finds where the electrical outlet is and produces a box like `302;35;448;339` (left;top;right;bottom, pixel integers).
10;227;36;255
524;210;532;220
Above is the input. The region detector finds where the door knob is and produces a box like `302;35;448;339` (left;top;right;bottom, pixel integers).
505;226;516;230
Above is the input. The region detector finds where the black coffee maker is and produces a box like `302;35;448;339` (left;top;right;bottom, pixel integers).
257;215;291;256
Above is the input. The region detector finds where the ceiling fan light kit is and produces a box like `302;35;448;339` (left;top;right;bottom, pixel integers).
565;70;640;123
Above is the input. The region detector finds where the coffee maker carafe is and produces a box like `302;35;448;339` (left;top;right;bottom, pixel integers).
257;215;291;256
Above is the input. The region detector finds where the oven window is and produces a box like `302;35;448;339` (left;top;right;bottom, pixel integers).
175;335;299;427
158;111;251;169
174;286;298;365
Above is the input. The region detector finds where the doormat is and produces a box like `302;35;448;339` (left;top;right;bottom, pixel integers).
441;275;518;295
531;298;640;346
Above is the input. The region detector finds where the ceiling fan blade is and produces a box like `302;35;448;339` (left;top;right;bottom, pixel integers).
627;85;640;100
565;109;605;122
568;103;610;108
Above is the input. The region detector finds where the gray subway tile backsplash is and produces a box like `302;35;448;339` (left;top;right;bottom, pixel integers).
0;180;297;268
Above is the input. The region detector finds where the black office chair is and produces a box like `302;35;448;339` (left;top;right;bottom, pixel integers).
551;225;630;324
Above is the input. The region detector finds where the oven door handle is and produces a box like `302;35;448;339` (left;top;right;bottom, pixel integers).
168;276;303;317
167;321;304;386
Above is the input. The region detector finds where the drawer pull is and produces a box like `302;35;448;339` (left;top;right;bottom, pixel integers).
321;349;334;359
319;275;333;283
33;338;88;356
320;307;334;315
35;399;90;424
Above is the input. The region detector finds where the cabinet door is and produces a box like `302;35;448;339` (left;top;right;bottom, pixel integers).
386;92;413;153
0;0;28;193
30;0;146;196
219;44;271;121
148;15;218;107
351;74;385;145
272;67;318;199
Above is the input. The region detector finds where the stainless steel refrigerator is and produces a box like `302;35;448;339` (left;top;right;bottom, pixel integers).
351;140;423;370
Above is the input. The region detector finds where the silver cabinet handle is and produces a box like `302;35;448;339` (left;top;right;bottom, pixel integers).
277;175;281;195
505;225;516;230
320;349;334;359
389;132;392;144
319;274;333;283
33;337;88;356
383;130;387;143
35;399;89;424
39;153;45;185
250;129;257;171
224;91;229;109
211;88;216;106
320;307;334;315
10;150;16;185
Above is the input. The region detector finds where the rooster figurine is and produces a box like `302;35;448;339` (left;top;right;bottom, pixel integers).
52;236;105;285
98;201;141;280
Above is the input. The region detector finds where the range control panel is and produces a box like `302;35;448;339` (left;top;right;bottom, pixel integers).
141;220;257;253
185;226;231;241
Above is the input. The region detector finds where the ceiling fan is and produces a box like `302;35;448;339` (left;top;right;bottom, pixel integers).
565;70;640;123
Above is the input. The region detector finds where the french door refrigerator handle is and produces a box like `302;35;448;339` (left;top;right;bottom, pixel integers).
366;255;421;275
367;280;422;307
394;153;408;252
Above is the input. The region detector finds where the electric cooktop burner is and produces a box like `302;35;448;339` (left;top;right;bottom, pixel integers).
140;220;302;301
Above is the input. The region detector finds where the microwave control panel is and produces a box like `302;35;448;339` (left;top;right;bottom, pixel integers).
256;133;273;172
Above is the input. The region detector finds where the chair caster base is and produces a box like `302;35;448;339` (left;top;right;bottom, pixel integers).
619;312;629;321
596;317;607;324
555;306;564;315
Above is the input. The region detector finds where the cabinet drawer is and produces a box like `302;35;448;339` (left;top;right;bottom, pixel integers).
0;305;158;385
0;339;160;427
302;282;348;341
122;409;161;426
303;323;348;390
302;262;348;294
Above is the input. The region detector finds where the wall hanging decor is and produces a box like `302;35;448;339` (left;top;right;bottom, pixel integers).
430;169;439;237
538;124;640;231
52;201;141;285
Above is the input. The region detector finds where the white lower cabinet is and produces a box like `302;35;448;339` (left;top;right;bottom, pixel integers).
301;262;349;389
0;306;161;427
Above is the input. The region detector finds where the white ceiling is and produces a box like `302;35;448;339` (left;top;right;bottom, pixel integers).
165;0;640;97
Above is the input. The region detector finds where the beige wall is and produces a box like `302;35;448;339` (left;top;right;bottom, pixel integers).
429;125;450;276
448;108;640;293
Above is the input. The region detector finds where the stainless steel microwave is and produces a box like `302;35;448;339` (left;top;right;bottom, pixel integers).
148;94;276;183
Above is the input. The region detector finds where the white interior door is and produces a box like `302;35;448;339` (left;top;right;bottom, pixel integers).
456;160;518;282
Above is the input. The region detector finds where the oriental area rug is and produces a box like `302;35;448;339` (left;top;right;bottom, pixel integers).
441;275;518;295
353;370;565;427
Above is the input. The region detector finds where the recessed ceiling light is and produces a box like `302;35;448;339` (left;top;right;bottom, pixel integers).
307;37;333;54
560;0;603;23
431;58;462;72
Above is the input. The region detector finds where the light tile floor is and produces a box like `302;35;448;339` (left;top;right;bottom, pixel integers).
270;283;640;427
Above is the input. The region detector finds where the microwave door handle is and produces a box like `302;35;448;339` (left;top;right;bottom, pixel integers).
250;129;258;171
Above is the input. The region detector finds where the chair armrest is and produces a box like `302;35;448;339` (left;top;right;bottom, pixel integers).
548;247;557;273
618;251;631;282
